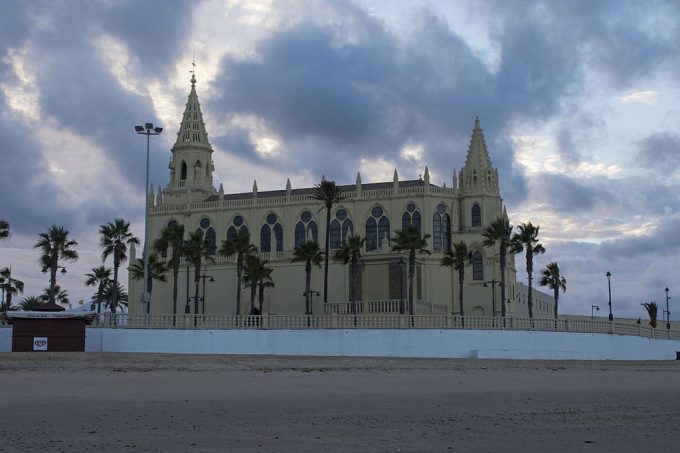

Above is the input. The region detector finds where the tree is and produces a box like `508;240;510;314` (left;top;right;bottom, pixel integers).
257;262;275;314
19;296;44;311
34;225;79;305
219;230;257;315
129;254;167;307
481;217;513;317
0;267;24;308
99;218;138;313
391;226;431;316
333;235;366;314
0;220;9;240
102;282;128;314
183;230;213;315
291;240;324;315
642;301;658;328
441;242;472;318
40;285;69;306
243;256;274;315
85;266;112;313
311;179;345;304
539;261;567;320
152;222;186;315
510;222;545;318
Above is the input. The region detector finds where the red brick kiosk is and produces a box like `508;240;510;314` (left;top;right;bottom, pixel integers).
7;303;93;352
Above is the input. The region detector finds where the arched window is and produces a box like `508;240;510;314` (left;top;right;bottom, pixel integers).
294;210;318;247
180;161;187;180
261;213;283;253
330;208;353;249
401;203;421;235
471;204;481;227
196;217;216;255
227;215;249;242
366;206;390;252
433;203;451;251
472;251;483;280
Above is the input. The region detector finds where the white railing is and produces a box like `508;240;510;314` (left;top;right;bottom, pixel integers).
84;314;680;341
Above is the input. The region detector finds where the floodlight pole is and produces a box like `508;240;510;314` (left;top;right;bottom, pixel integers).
135;123;162;315
606;271;613;322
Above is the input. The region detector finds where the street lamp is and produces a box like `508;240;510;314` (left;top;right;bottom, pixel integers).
200;274;215;315
606;271;613;322
591;305;600;319
302;290;320;315
399;258;406;314
185;263;191;314
664;287;671;330
483;280;502;317
135;122;163;315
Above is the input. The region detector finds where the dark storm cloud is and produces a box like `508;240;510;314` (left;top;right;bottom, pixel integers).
0;0;194;237
599;215;680;260
537;174;612;214
636;132;680;172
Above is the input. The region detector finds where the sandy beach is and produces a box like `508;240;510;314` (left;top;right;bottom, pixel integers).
1;353;679;452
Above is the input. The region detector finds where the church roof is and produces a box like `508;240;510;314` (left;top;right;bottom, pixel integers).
173;72;211;150
463;116;493;170
203;179;433;202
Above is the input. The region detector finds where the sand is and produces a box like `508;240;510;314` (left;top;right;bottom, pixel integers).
0;353;678;452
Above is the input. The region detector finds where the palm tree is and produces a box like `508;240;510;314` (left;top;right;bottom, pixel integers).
19;296;45;311
510;222;545;318
34;225;79;305
0;220;9;240
391;226;431;316
102;282;128;314
40;285;69;306
481;217;513;317
129;254;167;307
257;262;275;314
333;235;366;314
291;240;324;315
85;266;112;313
183;230;213;315
642;301;658;328
0;267;24;308
99;218;138;313
219;230;258;315
539;262;567;320
311;179;345;304
152;223;186;315
441;242;472;318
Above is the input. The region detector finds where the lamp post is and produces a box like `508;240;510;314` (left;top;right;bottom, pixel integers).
606;271;613;322
483;279;501;317
591;305;600;319
200;274;214;315
399;258;405;314
185;264;191;314
135;123;162;315
303;290;320;315
665;287;671;330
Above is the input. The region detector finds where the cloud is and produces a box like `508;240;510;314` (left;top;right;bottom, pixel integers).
636;132;680;172
619;90;659;105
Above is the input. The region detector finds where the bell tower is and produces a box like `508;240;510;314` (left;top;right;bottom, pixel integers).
163;68;216;203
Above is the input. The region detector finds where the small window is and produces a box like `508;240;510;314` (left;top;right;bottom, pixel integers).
267;214;277;225
472;251;483;280
200;217;210;229
471;204;481;227
233;215;244;227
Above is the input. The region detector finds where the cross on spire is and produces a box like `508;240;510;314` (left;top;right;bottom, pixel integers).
190;52;196;86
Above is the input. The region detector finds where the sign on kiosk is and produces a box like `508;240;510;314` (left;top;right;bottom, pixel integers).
33;337;48;351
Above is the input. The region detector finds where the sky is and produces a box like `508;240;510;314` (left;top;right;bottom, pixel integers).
1;0;679;320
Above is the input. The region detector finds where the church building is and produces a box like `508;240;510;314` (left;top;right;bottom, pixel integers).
128;74;555;318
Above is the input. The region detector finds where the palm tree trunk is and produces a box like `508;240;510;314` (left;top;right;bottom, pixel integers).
50;254;58;305
97;283;104;314
249;282;257;315
258;281;264;313
172;265;179;315
408;253;415;316
236;253;243;315
193;260;201;315
458;268;465;318
526;252;533;319
554;288;559;320
350;257;356;315
305;261;312;315
323;206;331;303
112;254;120;312
500;249;507;317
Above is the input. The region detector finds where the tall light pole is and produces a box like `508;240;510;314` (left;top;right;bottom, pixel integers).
200;274;214;315
484;279;501;317
665;287;671;330
591;305;599;319
135;123;162;314
606;271;613;322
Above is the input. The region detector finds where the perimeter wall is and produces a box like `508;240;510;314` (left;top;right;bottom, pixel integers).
2;327;679;360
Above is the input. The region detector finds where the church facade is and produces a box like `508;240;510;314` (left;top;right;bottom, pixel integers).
128;75;555;318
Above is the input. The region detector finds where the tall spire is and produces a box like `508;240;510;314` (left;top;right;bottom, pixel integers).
463;116;493;170
174;66;211;149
